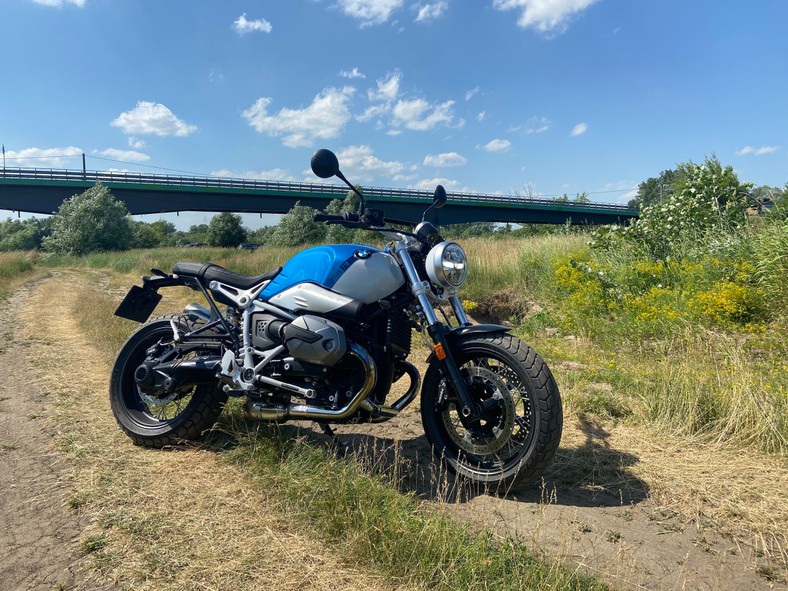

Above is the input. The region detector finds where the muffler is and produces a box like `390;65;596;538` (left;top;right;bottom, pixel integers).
135;356;222;395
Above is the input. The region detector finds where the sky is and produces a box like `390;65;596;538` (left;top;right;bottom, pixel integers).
1;0;786;229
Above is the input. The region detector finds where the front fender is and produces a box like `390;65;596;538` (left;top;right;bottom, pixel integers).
426;323;511;362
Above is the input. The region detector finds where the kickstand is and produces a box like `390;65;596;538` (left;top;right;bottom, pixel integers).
317;423;351;452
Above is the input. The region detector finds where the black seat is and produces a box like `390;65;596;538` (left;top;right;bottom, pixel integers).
173;262;280;290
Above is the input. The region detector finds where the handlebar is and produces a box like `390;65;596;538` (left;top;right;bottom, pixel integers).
313;213;344;223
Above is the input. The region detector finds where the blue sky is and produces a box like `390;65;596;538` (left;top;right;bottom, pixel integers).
1;0;786;229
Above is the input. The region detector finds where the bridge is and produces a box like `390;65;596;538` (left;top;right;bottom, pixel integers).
0;168;638;226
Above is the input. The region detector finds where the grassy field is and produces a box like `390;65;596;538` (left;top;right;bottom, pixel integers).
3;221;787;587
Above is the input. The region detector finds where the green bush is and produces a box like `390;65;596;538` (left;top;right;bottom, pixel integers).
44;184;132;255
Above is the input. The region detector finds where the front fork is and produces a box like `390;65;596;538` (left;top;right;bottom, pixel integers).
397;248;480;421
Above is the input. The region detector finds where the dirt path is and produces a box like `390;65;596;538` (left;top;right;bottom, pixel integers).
0;274;782;591
1;275;411;591
0;279;105;590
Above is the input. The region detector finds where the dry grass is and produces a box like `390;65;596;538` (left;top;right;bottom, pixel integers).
529;334;788;567
23;263;788;587
25;273;410;591
33;272;605;591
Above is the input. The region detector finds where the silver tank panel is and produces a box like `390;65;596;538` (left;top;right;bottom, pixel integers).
331;251;405;304
268;283;355;314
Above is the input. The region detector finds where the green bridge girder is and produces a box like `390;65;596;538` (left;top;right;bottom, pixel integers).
0;168;639;226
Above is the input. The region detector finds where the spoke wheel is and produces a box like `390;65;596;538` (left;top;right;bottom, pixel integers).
421;333;562;492
110;315;227;448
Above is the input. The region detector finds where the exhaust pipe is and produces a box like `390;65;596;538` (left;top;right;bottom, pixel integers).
246;344;377;422
364;360;421;423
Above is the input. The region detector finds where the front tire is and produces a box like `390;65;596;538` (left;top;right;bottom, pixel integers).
420;333;562;492
109;315;227;448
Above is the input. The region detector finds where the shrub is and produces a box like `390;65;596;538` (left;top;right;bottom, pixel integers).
594;156;752;260
43;184;132;255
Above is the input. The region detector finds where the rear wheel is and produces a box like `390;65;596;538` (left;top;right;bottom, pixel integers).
109;315;227;447
420;333;562;492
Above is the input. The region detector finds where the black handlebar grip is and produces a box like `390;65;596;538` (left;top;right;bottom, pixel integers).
313;213;342;222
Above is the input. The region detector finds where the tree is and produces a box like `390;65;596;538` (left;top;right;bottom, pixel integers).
324;190;369;244
43;183;132;255
271;202;326;246
177;224;210;245
0;217;53;251
208;212;247;247
129;220;160;248
604;156;752;258
630;169;683;209
149;219;177;246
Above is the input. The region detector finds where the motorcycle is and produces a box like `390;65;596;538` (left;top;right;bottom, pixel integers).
110;149;562;490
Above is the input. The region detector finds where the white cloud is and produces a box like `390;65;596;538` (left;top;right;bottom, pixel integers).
128;137;147;149
337;0;404;26
409;177;465;191
481;138;512;153
595;181;639;204
335;145;405;181
477;111;487;122
357;104;392;123
233;13;272;35
112;102;198;137
209;69;225;84
465;86;481;101
423;152;467;167
492;0;601;34
339;67;366;79
242;87;355;148
391;98;455;131
212;168;296;182
368;71;401;102
2;146;82;168
736;145;779;156
525;116;550;134
570;122;588;136
95;148;150;162
415;1;449;23
32;0;85;7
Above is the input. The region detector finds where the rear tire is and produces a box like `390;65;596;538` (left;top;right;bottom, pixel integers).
109;315;227;448
420;333;562;492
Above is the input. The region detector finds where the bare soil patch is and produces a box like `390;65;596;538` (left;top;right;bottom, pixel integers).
0;278;113;590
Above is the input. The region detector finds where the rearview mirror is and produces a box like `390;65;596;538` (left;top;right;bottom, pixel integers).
433;185;447;209
311;149;340;179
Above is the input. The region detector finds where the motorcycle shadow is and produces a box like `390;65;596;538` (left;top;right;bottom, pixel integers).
203;408;648;509
294;412;649;509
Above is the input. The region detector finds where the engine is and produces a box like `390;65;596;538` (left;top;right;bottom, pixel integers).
252;312;347;367
283;314;346;366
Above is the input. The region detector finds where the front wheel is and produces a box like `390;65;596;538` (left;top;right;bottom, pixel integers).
420;333;562;492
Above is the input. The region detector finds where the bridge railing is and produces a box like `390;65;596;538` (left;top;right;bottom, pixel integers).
0;167;638;212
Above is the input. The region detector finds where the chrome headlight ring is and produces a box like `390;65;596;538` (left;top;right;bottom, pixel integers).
425;241;468;293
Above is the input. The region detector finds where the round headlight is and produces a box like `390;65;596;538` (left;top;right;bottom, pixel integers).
426;241;468;290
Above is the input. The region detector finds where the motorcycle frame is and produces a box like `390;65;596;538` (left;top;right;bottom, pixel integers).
123;229;502;420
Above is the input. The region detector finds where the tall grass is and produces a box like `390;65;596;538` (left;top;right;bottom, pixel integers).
39;245;303;277
0;251;38;300
32;221;786;456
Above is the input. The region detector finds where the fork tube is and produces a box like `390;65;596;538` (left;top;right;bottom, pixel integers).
397;248;479;420
449;295;471;326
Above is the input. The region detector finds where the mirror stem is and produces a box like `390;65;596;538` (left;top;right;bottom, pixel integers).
336;170;366;214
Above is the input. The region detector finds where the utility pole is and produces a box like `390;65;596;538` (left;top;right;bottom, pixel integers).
2;144;5;170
